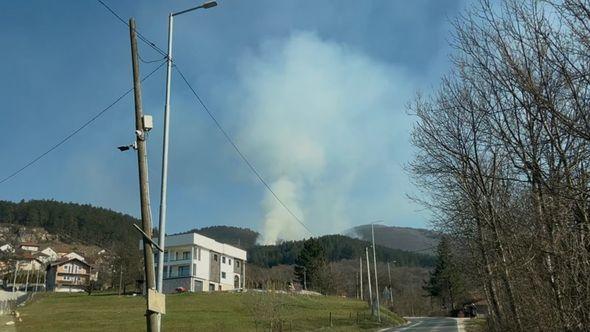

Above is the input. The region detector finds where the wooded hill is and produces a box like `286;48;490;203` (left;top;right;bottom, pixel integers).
0;200;434;268
0;199;140;249
249;235;435;268
347;224;440;254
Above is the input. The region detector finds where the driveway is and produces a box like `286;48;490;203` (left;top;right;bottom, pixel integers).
383;317;464;332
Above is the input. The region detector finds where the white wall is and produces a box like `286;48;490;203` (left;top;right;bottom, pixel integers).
194;247;210;280
220;255;234;287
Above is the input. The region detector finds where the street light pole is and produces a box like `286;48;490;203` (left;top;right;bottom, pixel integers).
372;222;381;322
156;3;217;331
156;11;174;295
365;247;373;314
157;1;218;294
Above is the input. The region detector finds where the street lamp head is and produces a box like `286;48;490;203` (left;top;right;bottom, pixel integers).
117;145;130;152
201;1;217;9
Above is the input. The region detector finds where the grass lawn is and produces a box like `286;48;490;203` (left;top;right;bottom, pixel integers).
464;317;487;332
15;292;405;331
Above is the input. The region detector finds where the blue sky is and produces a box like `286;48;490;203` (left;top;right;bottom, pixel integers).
0;0;464;241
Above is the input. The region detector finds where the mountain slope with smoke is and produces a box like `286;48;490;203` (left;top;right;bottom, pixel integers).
229;32;415;244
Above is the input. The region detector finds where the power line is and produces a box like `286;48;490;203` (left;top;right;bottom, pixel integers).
96;0;168;57
174;66;315;237
0;60;167;185
95;1;166;65
96;0;316;236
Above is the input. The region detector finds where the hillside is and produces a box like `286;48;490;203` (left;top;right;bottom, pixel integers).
178;225;259;249
17;292;405;331
0;200;435;269
346;224;440;254
0;200;140;250
248;234;435;268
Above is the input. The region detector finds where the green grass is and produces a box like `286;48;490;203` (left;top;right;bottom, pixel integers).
16;292;405;331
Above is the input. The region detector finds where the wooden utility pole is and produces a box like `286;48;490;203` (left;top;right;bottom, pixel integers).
118;264;123;296
129;18;157;332
35;268;40;292
387;262;394;305
12;261;18;293
359;257;363;301
24;268;30;292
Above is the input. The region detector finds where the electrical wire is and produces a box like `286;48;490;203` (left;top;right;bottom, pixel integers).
96;0;168;58
0;60;167;185
174;66;315;237
96;0;316;237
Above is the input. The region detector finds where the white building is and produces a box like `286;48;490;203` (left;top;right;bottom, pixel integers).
155;232;247;293
63;252;85;261
0;244;14;253
18;243;39;252
39;247;59;263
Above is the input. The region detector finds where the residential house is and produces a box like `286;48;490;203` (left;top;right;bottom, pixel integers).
63;252;85;261
16;252;44;271
153;232;247;293
0;244;14;253
18;243;39;252
39;247;59;262
45;257;96;292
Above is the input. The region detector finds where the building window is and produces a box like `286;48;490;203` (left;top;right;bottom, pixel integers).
174;252;179;261
228;259;232;265
179;265;190;277
164;251;169;262
197;248;201;261
236;261;240;268
221;272;226;279
163;266;168;278
182;251;190;260
214;254;218;261
222;256;226;264
193;263;196;275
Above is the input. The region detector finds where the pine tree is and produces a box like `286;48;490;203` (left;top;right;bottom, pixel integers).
424;236;465;312
295;238;332;294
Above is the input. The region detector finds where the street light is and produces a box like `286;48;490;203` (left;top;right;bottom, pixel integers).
157;0;218;291
156;1;217;330
371;220;386;322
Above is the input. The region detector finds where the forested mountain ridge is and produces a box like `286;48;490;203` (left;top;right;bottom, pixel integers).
347;224;440;254
248;234;435;268
0;199;140;249
177;225;259;249
0;200;434;268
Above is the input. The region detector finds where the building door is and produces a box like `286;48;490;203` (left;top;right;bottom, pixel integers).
194;280;203;292
209;283;215;291
234;275;240;289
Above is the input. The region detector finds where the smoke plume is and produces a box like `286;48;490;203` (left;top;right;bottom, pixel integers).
230;32;411;244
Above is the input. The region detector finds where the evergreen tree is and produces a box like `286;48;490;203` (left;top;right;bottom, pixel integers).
424;237;465;311
295;238;332;294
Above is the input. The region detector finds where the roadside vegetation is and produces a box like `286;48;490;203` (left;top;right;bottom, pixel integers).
410;0;590;330
16;292;404;331
464;318;488;332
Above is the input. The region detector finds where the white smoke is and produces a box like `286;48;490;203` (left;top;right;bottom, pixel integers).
260;176;306;244
230;32;412;244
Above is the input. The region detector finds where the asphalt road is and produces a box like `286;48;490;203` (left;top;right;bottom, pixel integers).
384;317;462;332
